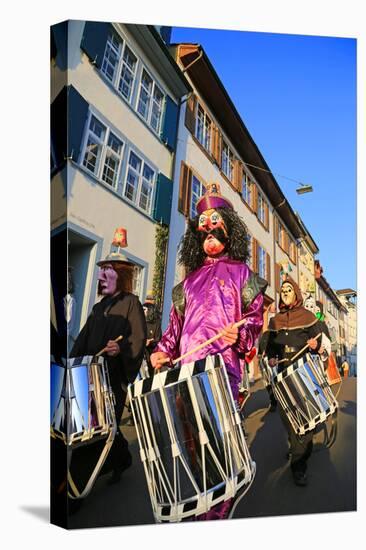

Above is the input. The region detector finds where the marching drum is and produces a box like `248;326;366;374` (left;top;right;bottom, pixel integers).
50;355;117;498
265;353;338;436
128;354;255;523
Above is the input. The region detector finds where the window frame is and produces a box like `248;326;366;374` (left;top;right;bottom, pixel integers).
136;67;165;134
123;147;156;215
221;140;234;181
190;173;205;219
195;103;212;152
101;31;139;104
81;112;124;191
257;190;267;225
257;243;267;280
242;171;253;208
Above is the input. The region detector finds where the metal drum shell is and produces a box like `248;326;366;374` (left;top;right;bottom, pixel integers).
129;354;255;523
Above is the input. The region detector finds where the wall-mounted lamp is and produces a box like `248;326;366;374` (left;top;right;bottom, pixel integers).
296;184;313;195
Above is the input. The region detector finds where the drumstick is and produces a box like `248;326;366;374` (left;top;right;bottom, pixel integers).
288;333;322;364
96;335;123;357
169;317;248;366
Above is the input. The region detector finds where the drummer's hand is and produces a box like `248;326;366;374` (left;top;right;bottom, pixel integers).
105;340;121;357
150;351;170;370
307;338;318;350
268;358;278;368
222;323;239;345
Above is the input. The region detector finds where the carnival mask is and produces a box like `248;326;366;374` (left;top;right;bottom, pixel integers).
197;209;228;257
280;282;296;307
98;263;118;295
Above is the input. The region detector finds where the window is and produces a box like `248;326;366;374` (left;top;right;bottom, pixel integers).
242;172;252;207
257;191;266;225
221;141;234;181
190;174;205;218
82;115;124;188
258;244;267;279
131;264;143;298
101;33;121;83
118;45;138;102
137;69;164;133
124;150;156;214
102;33;138;102
196;104;212;151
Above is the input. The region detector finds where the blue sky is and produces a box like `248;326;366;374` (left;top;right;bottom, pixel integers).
171;26;357;291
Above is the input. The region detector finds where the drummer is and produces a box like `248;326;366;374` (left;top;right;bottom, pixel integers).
151;183;267;519
71;252;146;485
260;276;323;487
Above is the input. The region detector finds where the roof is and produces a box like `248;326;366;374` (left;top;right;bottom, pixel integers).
173;43;306;240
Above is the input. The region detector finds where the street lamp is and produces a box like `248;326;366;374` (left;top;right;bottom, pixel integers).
296;184;313;195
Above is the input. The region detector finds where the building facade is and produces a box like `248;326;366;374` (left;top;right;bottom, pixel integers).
336;289;357;375
51;22;190;347
162;42;306;336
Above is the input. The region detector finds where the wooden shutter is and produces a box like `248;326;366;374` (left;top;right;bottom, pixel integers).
266;252;271;286
233;159;243;193
178;162;192;217
252;184;258;214
275;262;281;292
252;238;258;273
212;125;222;167
274;215;279;243
265;201;269;230
185;93;197;134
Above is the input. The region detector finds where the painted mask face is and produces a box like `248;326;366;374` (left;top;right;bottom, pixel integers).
304;295;316;314
197;209;228;257
280;282;296;306
98;263;118;295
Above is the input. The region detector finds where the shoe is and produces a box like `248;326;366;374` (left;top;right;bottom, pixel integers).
107;455;132;485
292;471;307;487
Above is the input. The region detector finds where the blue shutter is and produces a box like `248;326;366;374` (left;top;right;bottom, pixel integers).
161;96;179;151
67;86;89;162
51;86;67;169
153;173;173;225
80;21;111;69
51;21;68;69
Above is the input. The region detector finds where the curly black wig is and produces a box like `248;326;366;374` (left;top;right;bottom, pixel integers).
178;207;250;273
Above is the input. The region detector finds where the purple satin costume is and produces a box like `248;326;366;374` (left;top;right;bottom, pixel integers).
156;256;264;400
156;256;264;521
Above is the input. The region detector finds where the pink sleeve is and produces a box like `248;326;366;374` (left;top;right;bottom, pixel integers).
154;304;184;361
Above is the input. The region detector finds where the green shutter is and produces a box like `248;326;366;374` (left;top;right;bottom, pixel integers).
153;173;173;225
161;96;179;151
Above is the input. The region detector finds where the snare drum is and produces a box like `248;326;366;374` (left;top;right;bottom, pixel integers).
267;353;338;436
128;354;255;523
50;355;117;498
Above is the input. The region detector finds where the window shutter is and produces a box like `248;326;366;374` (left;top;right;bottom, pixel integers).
275;263;281;292
212;125;222;167
233;159;242;193
51;86;67;169
161;95;179;151
266;253;271;286
51;21;68;68
80;21;111;69
178;162;192;217
185;93;197;134
68;86;90;162
153;173;173;225
265;201;269;230
252;184;258;213
274;215;279;243
252;238;258;273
